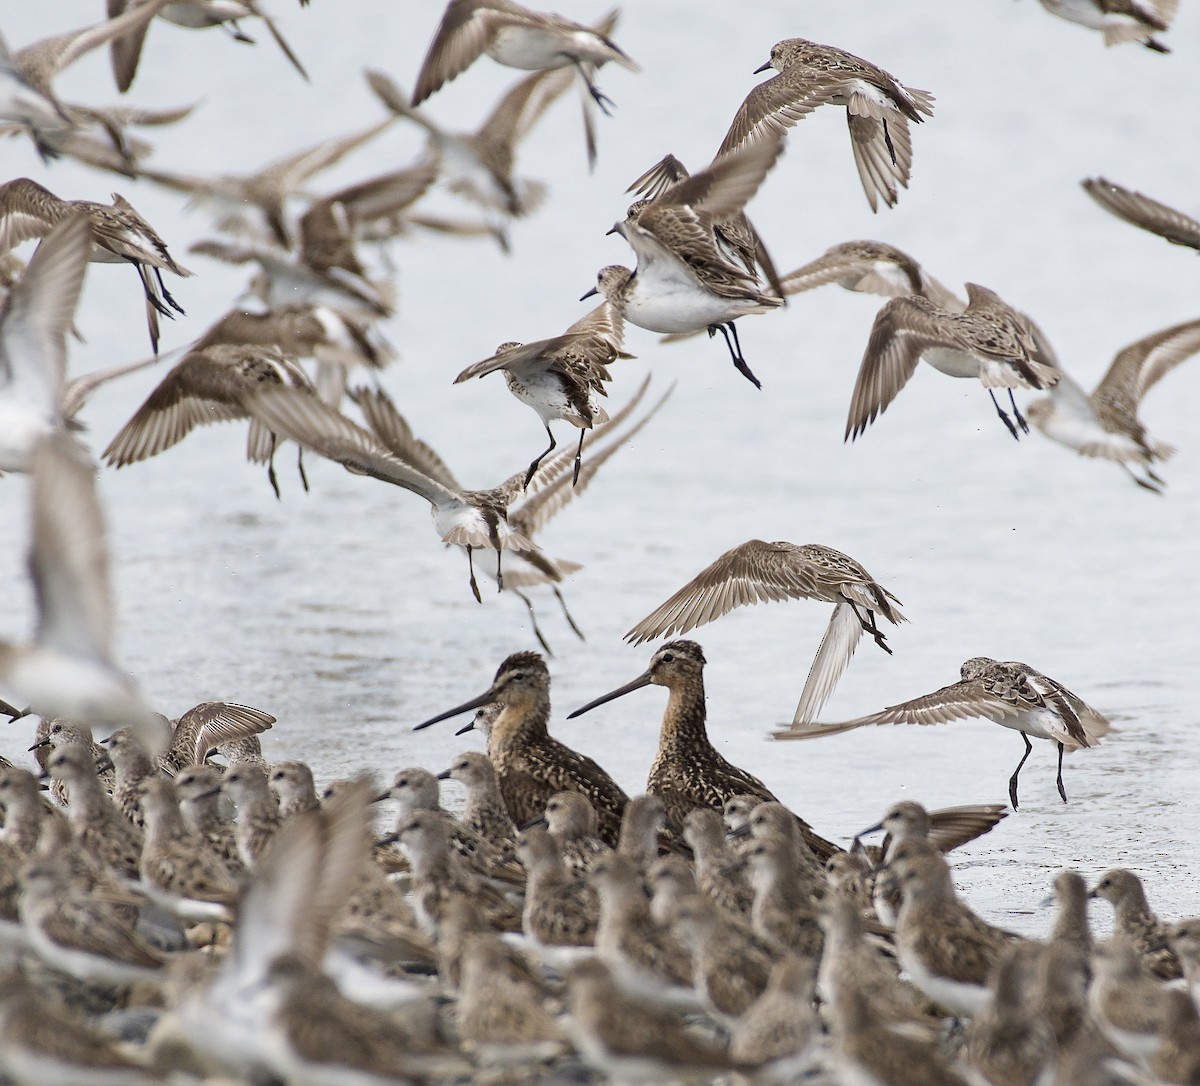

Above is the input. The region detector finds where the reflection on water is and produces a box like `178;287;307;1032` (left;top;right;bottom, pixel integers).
0;1;1198;932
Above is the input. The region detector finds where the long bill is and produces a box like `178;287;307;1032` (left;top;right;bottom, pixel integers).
413;686;497;731
566;669;654;718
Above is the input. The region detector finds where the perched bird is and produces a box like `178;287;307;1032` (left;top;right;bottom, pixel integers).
569;640;839;857
104;344;317;499
845;285;1060;441
590;140;786;388
1082;176;1200;251
626;539;905;725
453;302;632;486
415;651;630;845
0;178;191;353
1026;316;1200;492
0;435;168;753
718;36;935;211
412;1;638;165
779;657;1112;808
0;214;91;473
1037;0;1178;52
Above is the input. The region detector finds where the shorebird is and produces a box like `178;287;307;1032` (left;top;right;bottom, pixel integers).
626;540;905;725
0;435;168;754
589;140;786;388
541;790;610;875
175;764;245;875
415;651;630;845
160;699;276;775
964;942;1055;1086
100;727;157;827
0;30;69;160
245;383;556;600
0;178;191;353
1037;0;1178;52
453;301;632;486
436;750;518;851
780;238;963;310
412;1;638;164
1090;868;1182;980
777;657;1112;808
718;37;935;212
1027;317;1200;492
103;343;316;499
515;824;598;948
106;0;309;93
846;284;1060;441
1082;176;1200;251
730;954;819;1079
269;761;321;818
0;214;91;473
1090;938;1175;1062
569;640;839;857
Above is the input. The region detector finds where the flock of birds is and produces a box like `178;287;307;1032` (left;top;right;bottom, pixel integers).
0;0;1198;1084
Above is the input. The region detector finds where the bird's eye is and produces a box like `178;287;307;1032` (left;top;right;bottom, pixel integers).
662;653;674;663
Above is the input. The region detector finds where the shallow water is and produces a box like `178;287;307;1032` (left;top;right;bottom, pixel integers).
1;0;1198;934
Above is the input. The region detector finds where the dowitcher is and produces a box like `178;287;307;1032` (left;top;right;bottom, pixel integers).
1037;0;1177;51
454;301;633;486
778;657;1112;808
1;437;168;754
103;343;316;499
1082;176;1200;251
569;640;838;855
718;37;935;212
0;177;191;353
416;651;629;845
845;285;1060;441
589;140;786;388
412;1;638;164
0;215;90;474
627;539;905;725
1026;316;1200;492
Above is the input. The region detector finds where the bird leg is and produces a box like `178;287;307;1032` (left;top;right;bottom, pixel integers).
1009;733;1034;809
1055;741;1068;803
466;546;482;604
882;117;897;165
552;585;586;641
296;447;309;493
847;600;892;654
153;267;187;316
266;433;281;500
514;588;553;655
571;59;615;115
223;20;257;44
572;427;587;486
524;425;557;489
988;389;1021;440
1007;389;1030;434
495;547;504;592
1124;463;1164;494
708;323;762;389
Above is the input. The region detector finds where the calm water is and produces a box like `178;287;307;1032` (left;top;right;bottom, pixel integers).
1;0;1198;932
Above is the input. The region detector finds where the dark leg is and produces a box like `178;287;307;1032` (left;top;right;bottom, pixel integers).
524;425;556;489
514;588;553;655
1009;733;1034;809
552;585;586;641
495;546;504;592
466;546;482;604
571;58;615;115
1124;463;1164;493
153;267;186;316
709;323;762;389
882;117;897;165
1055;741;1068;803
1007;389;1029;434
296;447;309;493
572;427;587;486
224;20;257;43
988;389;1021;440
266;434;281;500
846;599;891;654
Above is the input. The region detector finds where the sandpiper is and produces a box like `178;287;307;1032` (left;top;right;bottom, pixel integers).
731;954;820;1079
218;763;282;870
589;140;786;388
453;301;632;486
627;540;905;725
1037;0;1177;52
569;640;838;857
268;761;321;818
100;727;158;828
160;699;276;775
1090;938;1174;1062
1153;989;1200;1085
174;764;245;875
416;651;630;845
0;215;90;473
1082;176;1200;252
1165;917;1200;1002
1026;316;1200;492
964;941;1055;1086
719;37;935;211
541;790;611;875
845;285;1060;441
745;832;825;960
683;807;753;918
412;1;638;139
780;238;962;310
0;177;190;353
1090;868;1182;980
515;824;598;948
0;30;69;161
103;343;316;500
779;657;1112;808
245;383;546;600
436;750;518;851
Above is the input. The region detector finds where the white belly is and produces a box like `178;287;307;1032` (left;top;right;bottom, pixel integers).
897;945;990;1016
923;345;981;380
487;27;574;71
623;274;747;334
0;407;57;472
